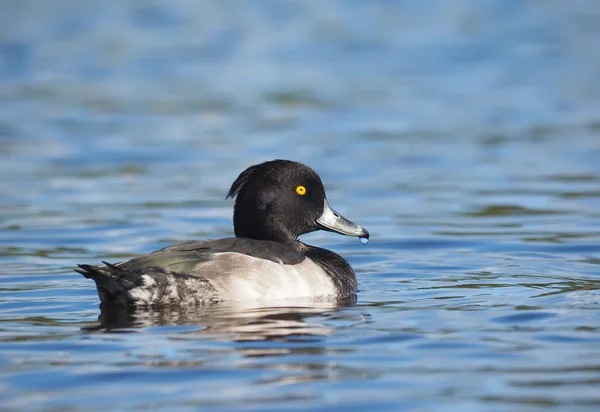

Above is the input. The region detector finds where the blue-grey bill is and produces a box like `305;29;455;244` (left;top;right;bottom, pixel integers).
315;199;369;242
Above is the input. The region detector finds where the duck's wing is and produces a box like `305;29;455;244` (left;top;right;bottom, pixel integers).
117;237;306;274
76;238;308;306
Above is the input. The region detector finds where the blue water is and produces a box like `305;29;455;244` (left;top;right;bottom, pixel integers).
2;1;600;410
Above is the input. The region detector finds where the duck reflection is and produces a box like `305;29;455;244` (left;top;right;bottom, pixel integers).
84;297;368;385
93;295;357;348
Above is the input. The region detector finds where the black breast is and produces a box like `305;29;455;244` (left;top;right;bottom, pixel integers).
300;243;358;297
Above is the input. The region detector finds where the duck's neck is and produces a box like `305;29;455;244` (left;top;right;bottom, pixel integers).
233;212;299;244
234;226;297;245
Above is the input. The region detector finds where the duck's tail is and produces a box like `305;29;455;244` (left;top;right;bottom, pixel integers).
76;261;217;306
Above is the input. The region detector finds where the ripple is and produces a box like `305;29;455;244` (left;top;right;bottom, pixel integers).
491;312;558;324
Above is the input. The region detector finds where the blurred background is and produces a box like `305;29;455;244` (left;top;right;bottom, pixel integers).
1;1;600;410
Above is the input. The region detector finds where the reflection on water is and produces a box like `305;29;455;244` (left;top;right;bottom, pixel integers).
87;303;370;391
2;0;600;411
93;301;351;342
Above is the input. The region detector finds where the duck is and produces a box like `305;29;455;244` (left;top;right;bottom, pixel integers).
76;159;369;306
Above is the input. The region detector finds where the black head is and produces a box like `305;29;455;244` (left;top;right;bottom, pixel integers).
226;160;369;244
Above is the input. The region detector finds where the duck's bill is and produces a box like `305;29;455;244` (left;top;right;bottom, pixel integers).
315;199;369;240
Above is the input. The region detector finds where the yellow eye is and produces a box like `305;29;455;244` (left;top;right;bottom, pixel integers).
295;185;307;195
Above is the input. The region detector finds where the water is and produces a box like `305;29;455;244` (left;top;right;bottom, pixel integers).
2;1;600;410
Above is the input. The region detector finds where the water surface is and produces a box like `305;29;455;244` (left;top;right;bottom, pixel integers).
2;1;600;410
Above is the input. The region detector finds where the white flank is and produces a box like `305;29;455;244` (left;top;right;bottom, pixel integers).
206;253;337;301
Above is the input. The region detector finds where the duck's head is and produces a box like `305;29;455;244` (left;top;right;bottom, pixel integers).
226;160;369;244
